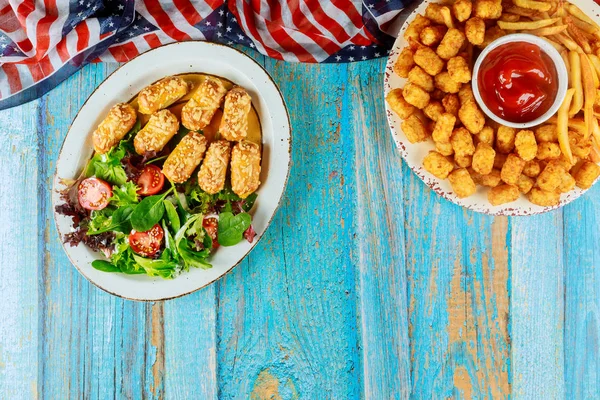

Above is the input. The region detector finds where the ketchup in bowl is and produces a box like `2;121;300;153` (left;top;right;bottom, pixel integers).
477;42;558;124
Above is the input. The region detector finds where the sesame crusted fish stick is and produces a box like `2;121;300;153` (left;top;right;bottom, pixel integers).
137;76;189;114
219;87;252;141
92;103;137;154
198;140;231;194
162;131;208;183
134;109;179;155
231;140;261;198
181;77;228;131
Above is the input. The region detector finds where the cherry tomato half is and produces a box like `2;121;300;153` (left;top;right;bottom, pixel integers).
203;217;219;249
78;177;112;211
137;164;165;196
129;224;164;257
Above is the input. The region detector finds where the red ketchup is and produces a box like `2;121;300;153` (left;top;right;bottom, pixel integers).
478;42;558;123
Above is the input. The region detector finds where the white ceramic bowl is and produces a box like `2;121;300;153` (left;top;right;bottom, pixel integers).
472;33;568;129
383;0;600;216
52;42;291;301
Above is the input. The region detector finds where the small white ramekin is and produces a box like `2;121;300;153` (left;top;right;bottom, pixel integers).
472;33;568;129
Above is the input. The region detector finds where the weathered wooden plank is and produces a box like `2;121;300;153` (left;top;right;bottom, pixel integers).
39;63;163;399
563;188;600;399
404;171;510;398
215;59;363;398
347;60;411;399
510;212;565;399
0;100;41;399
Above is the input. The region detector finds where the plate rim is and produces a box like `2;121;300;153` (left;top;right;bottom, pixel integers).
383;0;600;216
51;41;292;301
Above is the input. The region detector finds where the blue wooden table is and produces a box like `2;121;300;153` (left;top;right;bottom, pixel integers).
0;47;599;399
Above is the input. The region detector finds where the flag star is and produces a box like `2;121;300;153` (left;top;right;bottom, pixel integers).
92;5;97;11
360;45;366;49
362;56;367;60
349;56;355;61
1;44;6;48
144;26;150;31
108;22;114;27
219;10;224;16
0;37;5;41
249;43;254;48
350;45;355;50
217;22;223;27
237;34;244;40
118;4;124;10
129;32;134;36
86;2;91;7
226;27;232;32
227;41;233;45
217;32;222;37
133;24;138;29
335;55;341;61
368;3;374;8
137;15;142;20
375;52;380;57
79;0;84;4
205;21;211;26
78;11;83;17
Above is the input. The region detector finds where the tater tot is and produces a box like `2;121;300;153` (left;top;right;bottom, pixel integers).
455;155;472;168
420;26;447;46
403;83;431;109
425;4;448;25
488;184;520;206
514;130;537;161
437;29;466;60
435;72;462;94
431;89;446;101
453;0;473;22
451;127;475;157
401;114;430;143
134;110;179;155
442;94;460;116
458;101;485;134
404;15;431;43
574;161;600;189
436;141;455;156
537;161;564;192
386;89;417;119
231;140;262;198
472;142;495;174
536;142;561;160
448;168;476;197
470;168;501;187
523;160;541;178
432;113;456;143
481;26;506;48
423;151;454;179
516;175;534;194
181;77;227;131
568;131;592;159
393;48;415;78
92;103;137;154
528;188;560;207
414;47;445;76
501;154;526;185
465;17;486;45
535;124;558;143
473;0;502;19
558;171;576;193
496;126;516;154
138;76;189;115
219;87;252;141
494;153;508;169
476;126;494;146
424;101;445;122
447;56;471;84
408;66;435;92
198;140;231;194
162;131;207;183
554;155;575;172
458;85;476;105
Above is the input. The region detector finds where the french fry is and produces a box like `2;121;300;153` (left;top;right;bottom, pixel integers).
588;54;600;80
514;0;551;12
558;88;576;164
566;4;600;30
497;18;560;30
592;118;600;143
547;116;588;137
585;54;600;89
569;50;584;117
543;37;566;52
580;52;596;139
528;25;568;36
504;5;542;19
566;21;593;53
561;49;571;87
553;33;581;51
569;16;600;41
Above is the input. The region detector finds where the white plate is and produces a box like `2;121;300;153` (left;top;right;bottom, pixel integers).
384;0;600;216
52;42;291;301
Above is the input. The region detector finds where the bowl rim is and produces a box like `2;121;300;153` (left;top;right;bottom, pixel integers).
472;33;568;129
51;41;292;301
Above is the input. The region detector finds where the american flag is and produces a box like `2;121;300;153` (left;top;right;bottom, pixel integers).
0;0;411;110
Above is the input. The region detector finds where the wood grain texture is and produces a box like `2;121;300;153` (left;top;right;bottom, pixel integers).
510;213;565;399
563;184;600;399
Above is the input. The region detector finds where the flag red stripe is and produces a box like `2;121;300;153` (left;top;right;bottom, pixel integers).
304;1;350;44
173;0;203;26
108;46;128;63
143;33;162;48
100;32;112;40
26;63;43;81
143;0;191;41
15;1;35;29
265;22;316;62
17;39;33;53
75;22;90;52
282;1;340;55
233;1;282;60
3;64;22;93
204;0;222;10
35;0;59;57
331;0;362;28
55;38;70;62
121;42;139;60
39;56;54;76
